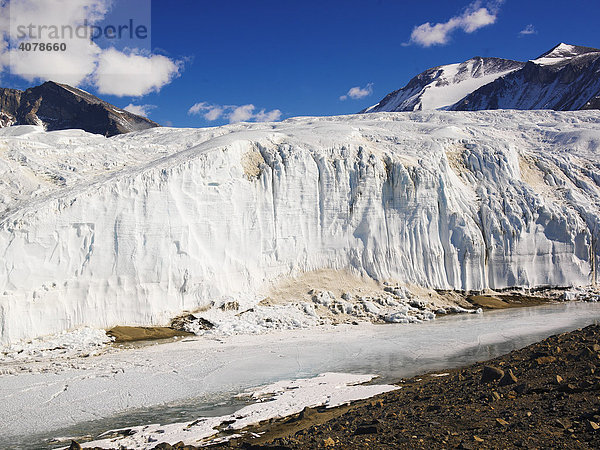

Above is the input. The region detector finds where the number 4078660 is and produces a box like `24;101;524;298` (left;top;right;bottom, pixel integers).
18;42;67;51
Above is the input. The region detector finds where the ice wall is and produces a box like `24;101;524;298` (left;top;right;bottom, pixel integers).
0;111;599;343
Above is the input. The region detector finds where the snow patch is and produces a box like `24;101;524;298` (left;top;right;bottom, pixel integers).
82;372;396;449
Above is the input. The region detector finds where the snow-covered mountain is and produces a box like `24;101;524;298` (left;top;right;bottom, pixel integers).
363;57;523;113
453;44;600;111
0;110;599;344
365;43;600;113
0;81;159;136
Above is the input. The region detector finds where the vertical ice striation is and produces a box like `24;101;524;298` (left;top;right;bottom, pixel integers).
0;110;598;343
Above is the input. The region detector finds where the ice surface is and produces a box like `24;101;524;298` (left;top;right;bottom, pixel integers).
83;372;396;448
0;327;111;362
1;111;600;343
1;302;599;448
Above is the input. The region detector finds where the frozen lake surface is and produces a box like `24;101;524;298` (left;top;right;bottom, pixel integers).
1;302;599;448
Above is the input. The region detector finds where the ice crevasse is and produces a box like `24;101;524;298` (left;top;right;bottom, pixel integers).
0;110;598;343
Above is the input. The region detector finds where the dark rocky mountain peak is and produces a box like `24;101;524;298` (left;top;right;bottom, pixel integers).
0;81;159;136
535;43;600;61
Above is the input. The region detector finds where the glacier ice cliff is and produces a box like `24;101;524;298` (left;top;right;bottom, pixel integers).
0;110;599;343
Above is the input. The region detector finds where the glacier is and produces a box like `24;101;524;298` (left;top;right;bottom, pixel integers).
0;110;599;344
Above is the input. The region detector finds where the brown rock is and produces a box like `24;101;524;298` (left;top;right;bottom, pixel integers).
481;366;504;383
588;420;600;431
323;437;336;447
496;418;509;427
474;435;485;442
68;442;82;450
536;356;557;365
555;375;564;384
554;418;572;429
499;369;518;386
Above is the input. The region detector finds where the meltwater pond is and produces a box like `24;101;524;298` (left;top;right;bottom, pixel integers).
2;302;600;449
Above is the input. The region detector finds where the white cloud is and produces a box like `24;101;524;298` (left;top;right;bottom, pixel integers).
188;102;208;115
229;104;256;123
123;103;156;116
340;83;373;101
204;105;225;121
0;35;8;76
188;102;282;124
0;0;182;96
1;0;103;85
94;48;181;96
188;102;225;121
254;108;282;122
408;1;500;47
519;24;537;36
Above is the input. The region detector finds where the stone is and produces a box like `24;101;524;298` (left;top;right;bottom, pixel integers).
354;425;378;435
499;369;518;386
588;420;600;431
170;314;214;332
68;442;82;450
558;383;577;393
581;347;596;358
514;383;529;395
536;356;557;365
323;437;336;447
220;301;239;311
555;375;564;384
496;418;509;427
554;418;572;429
481;366;504;383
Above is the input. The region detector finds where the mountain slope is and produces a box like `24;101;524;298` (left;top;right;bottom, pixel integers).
452;44;600;111
0;81;159;136
363;57;523;113
0;88;21;127
0;110;599;343
365;43;600;113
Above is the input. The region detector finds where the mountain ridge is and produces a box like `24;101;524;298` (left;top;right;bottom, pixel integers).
0;81;159;136
364;43;600;113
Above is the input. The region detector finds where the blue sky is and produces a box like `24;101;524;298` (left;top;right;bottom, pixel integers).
2;0;600;127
